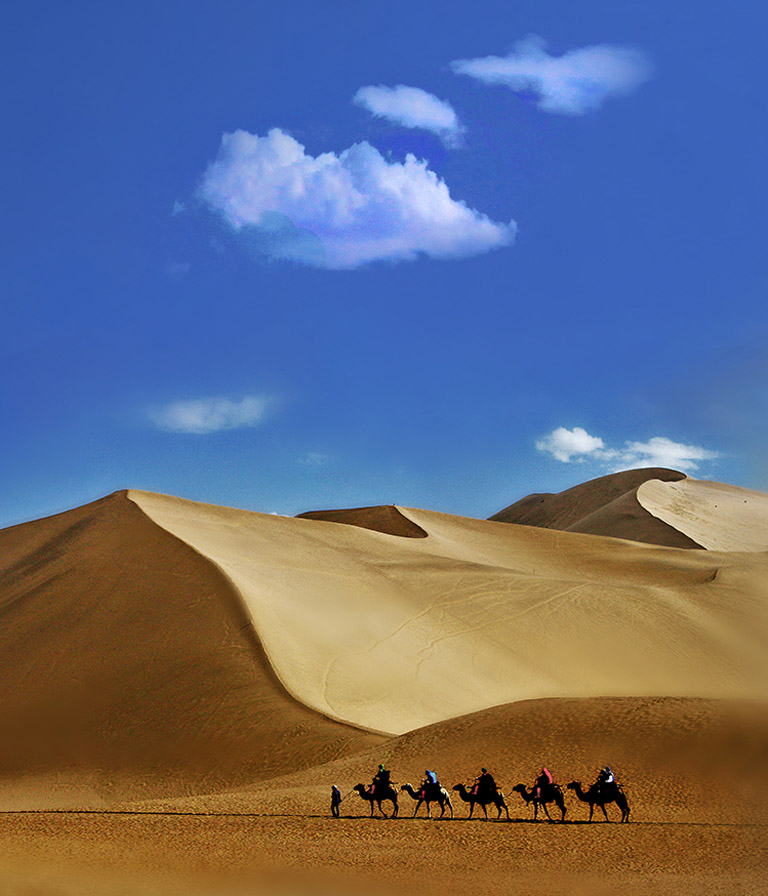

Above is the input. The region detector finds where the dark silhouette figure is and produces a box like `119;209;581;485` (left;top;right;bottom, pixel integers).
567;779;630;823
400;782;454;818
330;785;342;818
452;783;510;820
512;782;566;822
354;782;399;818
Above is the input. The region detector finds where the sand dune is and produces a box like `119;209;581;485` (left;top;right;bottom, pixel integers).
133;489;768;736
2;479;767;892
297;505;428;538
638;477;768;552
490;468;702;548
0;492;381;808
2;482;767;809
149;695;768;826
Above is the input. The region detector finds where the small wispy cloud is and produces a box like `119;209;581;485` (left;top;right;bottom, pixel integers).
149;396;270;434
164;260;190;280
451;35;652;115
298;452;331;467
618;437;720;472
536;427;718;474
353;84;465;146
198;128;515;269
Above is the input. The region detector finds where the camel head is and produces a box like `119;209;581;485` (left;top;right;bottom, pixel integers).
399;783;411;792
452;784;464;793
512;784;526;794
353;784;366;794
566;781;579;790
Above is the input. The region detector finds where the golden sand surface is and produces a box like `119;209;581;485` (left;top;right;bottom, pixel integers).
638;477;768;552
1;475;767;893
133;489;768;734
0;811;765;896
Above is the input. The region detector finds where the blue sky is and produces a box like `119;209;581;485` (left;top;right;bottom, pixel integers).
2;0;767;528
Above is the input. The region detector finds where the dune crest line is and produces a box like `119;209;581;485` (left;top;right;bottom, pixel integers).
130;489;768;736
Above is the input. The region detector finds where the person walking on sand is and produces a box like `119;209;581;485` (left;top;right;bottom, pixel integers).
331;785;342;818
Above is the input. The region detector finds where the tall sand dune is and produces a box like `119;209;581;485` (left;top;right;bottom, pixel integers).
490;468;702;548
3;484;767;809
0;492;381;807
133;490;768;736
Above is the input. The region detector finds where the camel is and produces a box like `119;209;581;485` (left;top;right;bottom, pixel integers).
512;783;567;822
353;783;399;818
566;780;630;823
452;783;510;820
400;783;454;819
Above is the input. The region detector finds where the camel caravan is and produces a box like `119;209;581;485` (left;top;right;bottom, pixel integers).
333;765;630;823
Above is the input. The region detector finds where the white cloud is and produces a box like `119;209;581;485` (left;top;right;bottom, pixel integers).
451;35;652;115
298;452;331;467
353;84;465;146
197;128;515;269
617;437;719;473
536;427;718;473
149;396;270;434
536;426;606;463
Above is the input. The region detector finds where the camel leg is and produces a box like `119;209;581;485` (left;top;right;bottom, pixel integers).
543;802;553;822
482;803;489;820
600;803;609;822
468;803;474;819
588;803;594;822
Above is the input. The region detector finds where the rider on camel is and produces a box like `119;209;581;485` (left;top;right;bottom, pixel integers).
473;767;497;798
370;763;391;795
533;767;554;800
595;766;615;797
421;769;438;799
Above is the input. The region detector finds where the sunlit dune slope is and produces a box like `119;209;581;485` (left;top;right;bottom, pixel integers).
132;490;768;736
639;477;768;552
490;468;701;548
0;493;382;807
296;505;427;538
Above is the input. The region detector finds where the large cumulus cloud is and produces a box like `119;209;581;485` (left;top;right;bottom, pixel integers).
198;128;515;269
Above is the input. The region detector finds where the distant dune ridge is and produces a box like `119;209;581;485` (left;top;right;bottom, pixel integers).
296;504;428;538
489;468;703;547
0;469;767;815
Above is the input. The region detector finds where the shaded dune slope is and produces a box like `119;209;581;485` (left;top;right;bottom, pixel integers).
296;505;427;538
490;468;701;548
0;493;382;808
145;695;768;826
133;491;768;737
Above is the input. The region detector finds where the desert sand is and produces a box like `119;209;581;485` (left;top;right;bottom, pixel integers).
489;467;701;547
0;469;766;894
638;477;768;552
